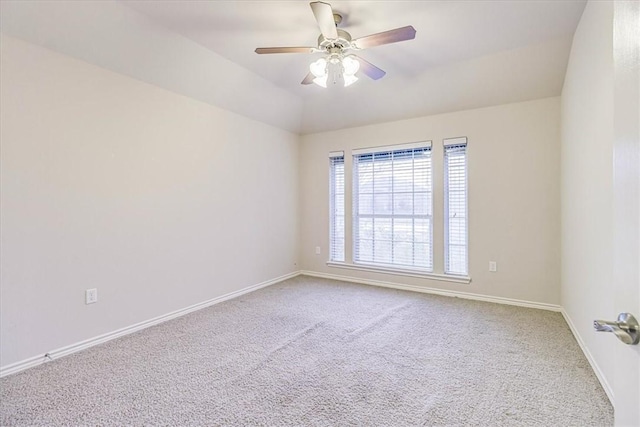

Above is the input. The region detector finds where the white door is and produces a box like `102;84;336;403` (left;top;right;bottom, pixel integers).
612;2;639;426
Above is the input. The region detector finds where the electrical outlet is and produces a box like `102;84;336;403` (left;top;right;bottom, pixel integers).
85;288;98;304
315;246;321;255
489;261;497;272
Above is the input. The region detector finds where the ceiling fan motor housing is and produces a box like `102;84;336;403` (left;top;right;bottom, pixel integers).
318;29;354;52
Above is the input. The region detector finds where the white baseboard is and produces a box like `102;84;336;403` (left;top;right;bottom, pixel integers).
561;309;615;406
300;270;562;312
0;271;300;378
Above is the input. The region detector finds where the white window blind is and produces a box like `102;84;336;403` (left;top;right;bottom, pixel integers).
353;143;433;271
329;153;345;262
444;138;468;275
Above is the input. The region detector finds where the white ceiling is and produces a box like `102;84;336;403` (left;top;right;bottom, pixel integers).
1;1;586;134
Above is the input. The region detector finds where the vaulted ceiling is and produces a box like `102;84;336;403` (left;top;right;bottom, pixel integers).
1;1;586;134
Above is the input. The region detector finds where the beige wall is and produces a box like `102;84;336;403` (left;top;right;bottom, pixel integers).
300;98;561;305
560;0;614;396
0;36;299;366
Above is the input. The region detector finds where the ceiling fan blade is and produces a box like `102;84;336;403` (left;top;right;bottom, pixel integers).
310;1;338;40
301;72;315;85
255;47;316;54
353;55;386;80
353;26;417;49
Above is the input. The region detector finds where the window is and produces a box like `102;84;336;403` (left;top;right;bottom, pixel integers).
444;138;468;275
329;152;345;262
353;142;433;271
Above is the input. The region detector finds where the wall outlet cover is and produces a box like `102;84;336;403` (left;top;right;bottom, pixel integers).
86;288;98;304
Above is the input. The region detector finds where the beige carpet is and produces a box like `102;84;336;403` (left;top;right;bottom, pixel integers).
1;275;613;426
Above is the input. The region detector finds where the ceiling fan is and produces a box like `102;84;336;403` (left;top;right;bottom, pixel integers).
255;1;416;88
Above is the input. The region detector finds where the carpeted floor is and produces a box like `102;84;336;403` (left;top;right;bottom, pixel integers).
1;275;613;426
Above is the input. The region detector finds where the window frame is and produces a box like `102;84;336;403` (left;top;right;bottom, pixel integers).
351;141;434;272
329;152;345;262
444;137;469;276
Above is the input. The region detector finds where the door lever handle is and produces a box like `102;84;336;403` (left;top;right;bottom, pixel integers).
593;313;639;345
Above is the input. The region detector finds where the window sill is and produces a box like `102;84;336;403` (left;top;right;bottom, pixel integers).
326;261;471;284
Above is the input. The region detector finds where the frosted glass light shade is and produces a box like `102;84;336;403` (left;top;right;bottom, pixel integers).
313;75;328;88
342;56;360;76
343;74;358;87
310;58;328;78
